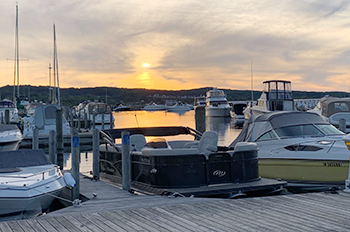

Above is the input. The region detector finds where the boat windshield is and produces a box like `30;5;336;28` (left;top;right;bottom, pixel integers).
274;124;343;138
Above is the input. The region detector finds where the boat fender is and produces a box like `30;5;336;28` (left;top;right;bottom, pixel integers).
64;173;76;187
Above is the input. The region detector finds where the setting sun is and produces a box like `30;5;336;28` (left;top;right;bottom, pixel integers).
142;63;150;68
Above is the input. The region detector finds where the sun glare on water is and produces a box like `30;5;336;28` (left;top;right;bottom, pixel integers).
142;63;150;68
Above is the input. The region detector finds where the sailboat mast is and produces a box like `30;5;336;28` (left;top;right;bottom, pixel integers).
13;3;19;102
53;24;61;107
251;61;253;103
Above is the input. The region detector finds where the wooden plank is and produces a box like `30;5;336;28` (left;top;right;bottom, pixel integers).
0;222;14;232
24;220;48;232
43;217;71;232
97;211;133;231
35;219;59;232
62;215;94;232
53;216;81;232
5;222;23;232
16;221;36;232
118;210;171;232
81;213;119;232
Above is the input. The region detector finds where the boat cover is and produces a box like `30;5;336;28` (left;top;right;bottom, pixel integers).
33;104;66;129
0;149;50;169
229;111;328;148
0;124;20;132
318;97;350;117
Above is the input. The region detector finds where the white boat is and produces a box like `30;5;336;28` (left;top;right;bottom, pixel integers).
308;96;350;132
0;99;19;123
21;104;71;139
0;149;67;219
143;102;167;111
243;80;294;120
113;104;131;112
0;124;22;151
230;111;350;191
76;101;114;124
167;102;191;113
194;96;206;109
205;88;231;117
229;101;247;120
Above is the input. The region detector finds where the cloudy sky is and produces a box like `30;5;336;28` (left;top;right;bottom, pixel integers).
1;0;350;92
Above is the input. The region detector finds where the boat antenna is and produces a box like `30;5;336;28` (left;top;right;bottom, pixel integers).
250;60;253;104
13;3;19;102
134;114;140;127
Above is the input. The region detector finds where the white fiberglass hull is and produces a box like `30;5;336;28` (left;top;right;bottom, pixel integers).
205;106;231;117
0;165;66;218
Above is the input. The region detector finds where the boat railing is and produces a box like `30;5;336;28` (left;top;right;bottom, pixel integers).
0;166;61;186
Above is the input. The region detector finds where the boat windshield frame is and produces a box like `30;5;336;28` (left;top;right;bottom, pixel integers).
273;123;344;139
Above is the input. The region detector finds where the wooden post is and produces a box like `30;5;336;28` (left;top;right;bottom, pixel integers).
102;113;105;130
110;112;113;129
56;109;64;170
339;119;346;133
5;110;10;124
49;130;57;164
93;112;96;129
122;130;131;191
78;116;81;132
84;112;88;129
0;113;3;124
92;128;100;180
195;106;206;134
32;127;39;149
71;128;80;200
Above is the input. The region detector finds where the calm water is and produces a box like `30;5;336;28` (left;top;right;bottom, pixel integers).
64;110;243;172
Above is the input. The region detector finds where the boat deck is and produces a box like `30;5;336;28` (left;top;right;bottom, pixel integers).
1;174;350;231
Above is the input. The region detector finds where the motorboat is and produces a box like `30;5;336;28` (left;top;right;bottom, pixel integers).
308;96;350;132
143;102;167;111
205;88;231;117
194;96;206;109
0;149;67;219
243;80;294;120
166;101;191;113
0;124;22;151
99;126;286;198
21;104;71;139
113;104;131;112
0;99;18;124
76;101;114;125
230;111;350;192
230;101;247;120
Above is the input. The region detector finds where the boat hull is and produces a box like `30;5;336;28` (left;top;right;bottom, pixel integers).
259;158;349;186
205;107;231;117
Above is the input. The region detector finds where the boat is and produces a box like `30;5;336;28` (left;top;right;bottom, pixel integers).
230;101;247;120
194;96;206;109
243;80;294;120
143;102;167;111
0;99;19;124
230;111;350;192
21;104;71;139
0;124;22;151
205;88;231;117
99;126;286;198
0;149;67;219
308;96;350;132
113;104;131;112
76;101;114;125
166;101;191;113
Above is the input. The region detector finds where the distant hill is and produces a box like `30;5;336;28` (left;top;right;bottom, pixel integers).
1;85;349;107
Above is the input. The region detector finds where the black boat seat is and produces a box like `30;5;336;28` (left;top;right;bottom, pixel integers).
145;138;171;149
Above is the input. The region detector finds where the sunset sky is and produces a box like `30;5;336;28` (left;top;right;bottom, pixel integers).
1;1;350;92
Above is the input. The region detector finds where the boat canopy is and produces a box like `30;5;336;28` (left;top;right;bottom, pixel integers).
0;149;50;170
318;97;350;117
229;111;336;148
32;104;67;129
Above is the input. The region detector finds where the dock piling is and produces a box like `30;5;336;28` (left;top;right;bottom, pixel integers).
122;130;131;191
49;130;57;164
56;109;64;170
92;128;100;180
71;128;80;200
32;127;39;149
5;110;9;124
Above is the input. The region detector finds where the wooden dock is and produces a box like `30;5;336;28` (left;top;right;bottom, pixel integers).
1;175;350;231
